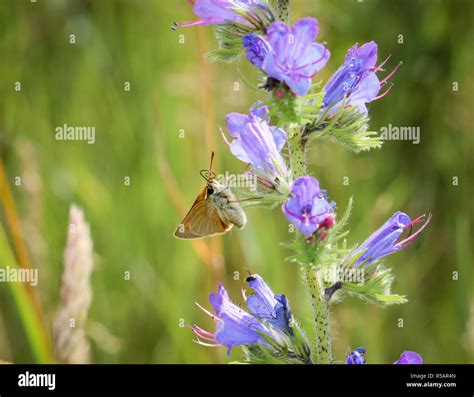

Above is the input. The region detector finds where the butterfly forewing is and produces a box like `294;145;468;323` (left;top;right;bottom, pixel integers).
174;186;232;239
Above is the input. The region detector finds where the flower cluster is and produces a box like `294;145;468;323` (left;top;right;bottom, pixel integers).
189;274;298;356
243;17;330;96
176;0;431;365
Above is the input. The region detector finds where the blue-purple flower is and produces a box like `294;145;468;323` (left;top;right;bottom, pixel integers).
223;101;289;189
243;17;330;96
347;211;431;268
282;176;335;237
245;274;293;335
394;351;423;364
191;274;292;355
242;33;270;68
175;0;267;28
346;347;366;364
322;41;401;114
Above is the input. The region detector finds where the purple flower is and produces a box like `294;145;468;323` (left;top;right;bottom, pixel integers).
346;347;366;364
282;176;335;237
243;17;329;96
191;274;292;355
245;274;293;335
242;33;270;68
191;283;268;355
348;211;431;268
222;101;289;185
394;351;423;364
174;0;267;29
323;41;401;114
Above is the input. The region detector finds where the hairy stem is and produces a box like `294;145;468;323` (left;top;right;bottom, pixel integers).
288;124;333;364
270;0;290;23
304;265;332;364
288;126;306;178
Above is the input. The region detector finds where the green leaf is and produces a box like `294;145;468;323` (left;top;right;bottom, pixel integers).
305;103;383;153
341;263;408;307
241;321;311;364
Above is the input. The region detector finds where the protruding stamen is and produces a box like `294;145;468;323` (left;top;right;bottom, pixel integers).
376;54;392;71
194;301;220;322
241;288;247;302
380;61;402;86
397;213;432;248
373;83;394;101
192;338;220;347
220;126;231;146
173;19;205;30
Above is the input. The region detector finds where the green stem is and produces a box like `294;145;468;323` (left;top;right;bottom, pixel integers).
304;265;332;364
288;126;306;178
271;0;290;23
288;124;333;364
0;224;54;363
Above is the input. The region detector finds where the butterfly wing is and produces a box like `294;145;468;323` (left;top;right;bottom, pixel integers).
174;186;232;239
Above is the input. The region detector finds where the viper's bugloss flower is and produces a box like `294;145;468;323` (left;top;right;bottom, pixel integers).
346;347;366;364
245;274;293;335
190;274;292;355
244;17;329;96
394;351;423;364
282;176;335;237
322;41;401;114
242;33;270;68
174;0;268;29
222;101;289;189
348;211;431;268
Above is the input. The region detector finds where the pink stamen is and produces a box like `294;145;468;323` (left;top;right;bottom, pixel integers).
373;83;394;101
191;327;216;342
220;126;232;146
193;339;221;347
195;301;220;322
397;213;432;248
376;54;392;71
380;61;403;86
192;324;215;338
173;19;205;30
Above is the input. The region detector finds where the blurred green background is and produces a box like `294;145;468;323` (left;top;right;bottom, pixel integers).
0;0;472;364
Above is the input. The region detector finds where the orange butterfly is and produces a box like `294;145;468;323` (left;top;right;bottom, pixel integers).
174;153;247;239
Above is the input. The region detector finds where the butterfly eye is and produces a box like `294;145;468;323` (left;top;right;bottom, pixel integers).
207;187;214;195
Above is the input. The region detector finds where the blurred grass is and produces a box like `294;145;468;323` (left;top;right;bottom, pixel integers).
0;0;472;363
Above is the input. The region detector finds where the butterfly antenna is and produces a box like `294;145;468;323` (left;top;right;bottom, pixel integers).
199;151;216;183
200;169;215;183
209;151;215;172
